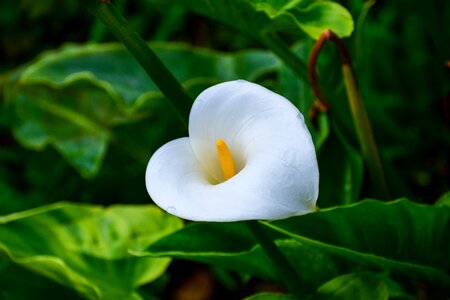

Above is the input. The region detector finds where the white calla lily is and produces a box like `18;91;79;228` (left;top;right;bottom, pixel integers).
146;80;319;221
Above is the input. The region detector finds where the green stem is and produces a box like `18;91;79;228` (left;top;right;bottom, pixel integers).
89;0;126;42
342;64;389;198
354;0;376;64
84;0;192;125
259;32;308;82
246;221;304;297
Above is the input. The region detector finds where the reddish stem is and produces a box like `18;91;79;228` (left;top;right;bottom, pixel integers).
307;29;353;122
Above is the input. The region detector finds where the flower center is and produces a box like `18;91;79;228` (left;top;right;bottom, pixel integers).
216;139;237;181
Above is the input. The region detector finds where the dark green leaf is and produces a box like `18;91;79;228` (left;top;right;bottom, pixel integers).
140;199;450;293
317;123;363;207
0;255;83;300
134;222;340;294
4;42;280;177
267;199;450;290
313;272;389;300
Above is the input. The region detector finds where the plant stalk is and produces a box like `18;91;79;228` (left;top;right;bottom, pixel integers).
83;0;192;126
341;64;389;198
246;220;304;297
308;29;390;199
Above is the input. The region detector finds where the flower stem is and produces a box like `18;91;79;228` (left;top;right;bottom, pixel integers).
259;32;308;82
246;220;304;297
83;0;192;126
341;64;389;198
308;29;390;199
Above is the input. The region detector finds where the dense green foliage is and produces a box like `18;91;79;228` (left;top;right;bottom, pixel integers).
0;0;448;299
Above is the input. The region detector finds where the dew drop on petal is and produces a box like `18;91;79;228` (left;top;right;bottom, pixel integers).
281;148;297;167
166;206;177;215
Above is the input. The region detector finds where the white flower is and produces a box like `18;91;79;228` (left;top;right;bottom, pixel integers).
145;80;319;221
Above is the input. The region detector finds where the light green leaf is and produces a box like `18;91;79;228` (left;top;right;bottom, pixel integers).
290;1;355;39
313;272;389;300
0;203;183;300
146;0;354;39
4;42;280;177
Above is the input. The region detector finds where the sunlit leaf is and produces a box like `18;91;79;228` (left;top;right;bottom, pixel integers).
0;203;183;300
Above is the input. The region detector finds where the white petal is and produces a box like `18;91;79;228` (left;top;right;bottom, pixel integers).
146;138;317;222
147;80;319;221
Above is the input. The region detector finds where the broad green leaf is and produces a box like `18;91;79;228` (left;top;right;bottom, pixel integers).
4;42;280;177
0;202;183;300
146;0;354;39
134;222;340;295
267;199;450;290
141;199;450;293
313;272;389;300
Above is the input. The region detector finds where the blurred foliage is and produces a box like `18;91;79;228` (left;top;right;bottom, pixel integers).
0;0;449;299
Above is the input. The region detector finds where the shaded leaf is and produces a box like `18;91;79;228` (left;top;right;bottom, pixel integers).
313;272;389;300
4;42;280;177
317;122;363;207
267;199;450;290
140;199;450;293
134;222;340;295
0;254;82;300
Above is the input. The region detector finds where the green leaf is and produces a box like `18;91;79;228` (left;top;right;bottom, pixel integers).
0;203;183;300
4;42;280;177
0;255;83;300
436;191;450;207
140;199;450;293
134;222;340;295
317;122;363;207
313;272;389;300
244;292;296;300
146;0;354;39
267;199;450;290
